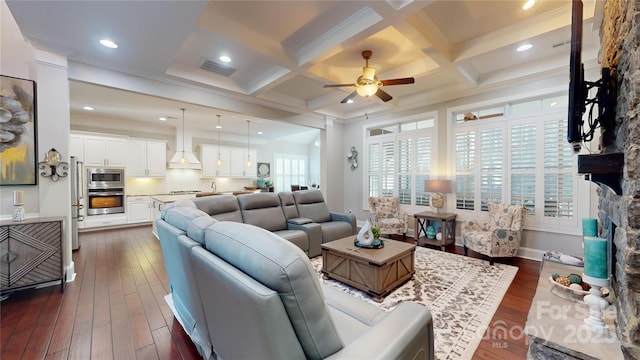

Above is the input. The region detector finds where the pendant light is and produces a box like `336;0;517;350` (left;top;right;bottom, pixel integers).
246;119;251;168
180;108;186;164
216;115;222;166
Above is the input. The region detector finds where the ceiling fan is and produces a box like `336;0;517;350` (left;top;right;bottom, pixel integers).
323;50;415;104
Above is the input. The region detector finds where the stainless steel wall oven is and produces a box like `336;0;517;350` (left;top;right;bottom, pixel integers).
86;168;125;215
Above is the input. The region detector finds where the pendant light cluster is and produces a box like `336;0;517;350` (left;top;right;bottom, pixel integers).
180;108;186;164
246;120;251;168
216;114;222;166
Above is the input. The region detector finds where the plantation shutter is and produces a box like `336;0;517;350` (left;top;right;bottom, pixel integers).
415;136;431;206
382;141;395;196
479;127;503;211
368;142;381;197
398;138;412;204
510;123;536;215
455;130;475;210
544;119;574;218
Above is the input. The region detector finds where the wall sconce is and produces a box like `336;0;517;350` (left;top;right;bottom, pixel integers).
347;146;358;170
38;148;68;181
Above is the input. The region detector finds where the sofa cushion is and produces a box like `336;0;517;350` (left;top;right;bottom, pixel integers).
293;190;332;223
278;192;300;219
237;193;288;231
204;222;343;359
273;229;309;253
317;221;354;243
192;194;243;222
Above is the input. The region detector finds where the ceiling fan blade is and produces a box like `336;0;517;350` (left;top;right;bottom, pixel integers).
381;77;415;86
375;88;393;102
324;84;356;88
340;91;358;104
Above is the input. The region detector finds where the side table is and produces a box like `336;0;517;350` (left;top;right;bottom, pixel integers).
413;211;456;251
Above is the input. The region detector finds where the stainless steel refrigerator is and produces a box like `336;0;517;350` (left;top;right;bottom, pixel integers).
70;156;84;250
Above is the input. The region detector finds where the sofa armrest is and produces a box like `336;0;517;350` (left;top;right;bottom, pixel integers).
326;302;434;360
287;221;323;257
330;212;357;234
287;217;313;225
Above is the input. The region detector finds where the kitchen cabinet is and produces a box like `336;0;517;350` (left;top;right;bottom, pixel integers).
83;135;126;167
1;217;64;294
127;196;152;223
127;139;166;177
69;134;84;161
84;214;127;229
230;148;257;178
200;145;230;177
201;145;256;178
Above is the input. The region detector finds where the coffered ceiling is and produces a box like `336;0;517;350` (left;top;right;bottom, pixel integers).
6;0;603;139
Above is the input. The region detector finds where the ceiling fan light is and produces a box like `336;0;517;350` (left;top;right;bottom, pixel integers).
357;84;378;97
362;67;376;82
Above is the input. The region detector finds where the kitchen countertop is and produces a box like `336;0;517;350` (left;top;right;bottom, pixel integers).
151;193;197;203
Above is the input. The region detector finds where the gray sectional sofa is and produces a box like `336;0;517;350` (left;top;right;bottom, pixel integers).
191;190;356;257
156;203;434;360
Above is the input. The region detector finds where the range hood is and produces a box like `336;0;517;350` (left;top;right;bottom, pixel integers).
168;123;201;169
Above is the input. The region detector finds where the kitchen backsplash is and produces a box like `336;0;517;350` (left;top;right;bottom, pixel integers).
125;169;257;195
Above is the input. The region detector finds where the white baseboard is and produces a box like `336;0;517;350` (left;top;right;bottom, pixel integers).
66;261;76;283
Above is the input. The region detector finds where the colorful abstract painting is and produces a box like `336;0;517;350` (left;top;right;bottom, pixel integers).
0;75;37;185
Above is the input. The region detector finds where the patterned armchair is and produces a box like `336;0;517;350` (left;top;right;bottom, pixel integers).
461;202;525;265
368;197;409;239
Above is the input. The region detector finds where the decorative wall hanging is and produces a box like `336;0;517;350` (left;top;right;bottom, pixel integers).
0;75;38;185
347;146;358;170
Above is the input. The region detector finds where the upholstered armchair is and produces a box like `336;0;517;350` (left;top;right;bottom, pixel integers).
368;196;409;239
462;202;525;265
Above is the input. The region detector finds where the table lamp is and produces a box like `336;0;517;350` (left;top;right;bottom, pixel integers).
424;179;452;213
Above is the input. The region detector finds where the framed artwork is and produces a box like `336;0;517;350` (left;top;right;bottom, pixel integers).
257;162;270;178
0;75;38;185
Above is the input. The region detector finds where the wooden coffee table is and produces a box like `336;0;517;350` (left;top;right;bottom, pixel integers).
321;236;416;302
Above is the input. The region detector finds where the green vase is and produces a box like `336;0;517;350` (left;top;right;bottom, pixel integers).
426;225;436;240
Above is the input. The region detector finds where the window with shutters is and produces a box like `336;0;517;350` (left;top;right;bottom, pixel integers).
453;94;578;231
274;154;307;193
366;116;435;209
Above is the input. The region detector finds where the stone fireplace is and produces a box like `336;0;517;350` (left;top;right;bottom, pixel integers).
598;1;640;358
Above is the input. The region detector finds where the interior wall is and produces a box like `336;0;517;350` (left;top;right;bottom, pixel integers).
1;1;75;280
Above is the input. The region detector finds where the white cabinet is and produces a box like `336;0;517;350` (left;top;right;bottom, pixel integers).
84;214;127;229
69;134;84;161
84;135;126;167
230;148;257;178
201;145;230;177
127;196;152;223
127;139;166;177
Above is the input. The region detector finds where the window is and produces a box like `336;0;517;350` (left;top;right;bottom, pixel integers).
453;94;577;230
273;153;307;192
366;117;435;208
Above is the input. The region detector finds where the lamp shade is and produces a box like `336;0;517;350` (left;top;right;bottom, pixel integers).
424;179;452;193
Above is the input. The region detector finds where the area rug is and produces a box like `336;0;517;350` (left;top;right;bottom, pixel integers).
310;246;518;360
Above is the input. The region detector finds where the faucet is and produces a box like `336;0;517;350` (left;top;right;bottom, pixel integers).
211;181;216;192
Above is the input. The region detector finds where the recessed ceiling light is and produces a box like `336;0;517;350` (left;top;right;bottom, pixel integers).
99;39;118;49
522;0;536;10
159;117;167;121
82;106;94;111
346;99;354;104
517;44;533;52
257;131;263;135
219;55;231;63
215;125;222;129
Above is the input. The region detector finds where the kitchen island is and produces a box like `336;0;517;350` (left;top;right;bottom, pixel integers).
151;193;198;238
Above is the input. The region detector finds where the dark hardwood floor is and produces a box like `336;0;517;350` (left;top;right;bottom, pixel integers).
1;225;539;359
